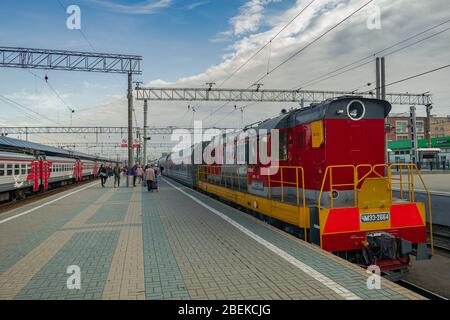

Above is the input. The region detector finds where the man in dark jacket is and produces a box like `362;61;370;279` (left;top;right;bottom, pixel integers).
98;164;108;187
113;163;121;187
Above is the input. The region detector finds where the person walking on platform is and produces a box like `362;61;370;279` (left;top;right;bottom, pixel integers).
155;166;161;184
107;165;113;177
136;165;144;185
98;164;108;188
113;163;121;187
144;166;156;192
130;164;137;187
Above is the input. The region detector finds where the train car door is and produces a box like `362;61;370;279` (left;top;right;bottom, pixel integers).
75;161;79;181
42;160;50;190
93;161;99;177
31;160;40;192
77;161;82;181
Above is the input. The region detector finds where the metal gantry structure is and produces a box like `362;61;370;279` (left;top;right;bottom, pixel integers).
0;47;141;74
44;142;177;148
135;87;433;106
0;46;142;186
0;126;236;136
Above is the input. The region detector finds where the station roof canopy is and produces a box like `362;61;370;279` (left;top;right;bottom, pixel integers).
0;136;112;162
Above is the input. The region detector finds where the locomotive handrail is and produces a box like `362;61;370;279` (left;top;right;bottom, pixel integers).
317;163;434;255
318;164;360;210
319;163;394;210
197;164;307;241
388;163;434;255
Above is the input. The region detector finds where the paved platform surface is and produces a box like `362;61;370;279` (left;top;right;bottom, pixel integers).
0;178;424;300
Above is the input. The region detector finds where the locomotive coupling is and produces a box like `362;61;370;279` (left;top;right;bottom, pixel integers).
363;232;413;264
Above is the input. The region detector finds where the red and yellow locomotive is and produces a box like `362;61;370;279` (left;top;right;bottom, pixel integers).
162;96;433;277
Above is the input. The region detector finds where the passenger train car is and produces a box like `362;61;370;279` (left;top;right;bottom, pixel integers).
0;136;114;202
159;96;433;278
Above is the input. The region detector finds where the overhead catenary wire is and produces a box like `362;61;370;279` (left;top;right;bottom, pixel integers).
0;94;63;126
249;0;374;88
296;26;450;93
206;0;374;123
25;69;75;114
362;64;450;94
203;0;317;123
292;19;450;90
217;0;317;88
209;25;448;129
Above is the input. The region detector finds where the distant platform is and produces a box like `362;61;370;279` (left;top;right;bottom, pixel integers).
0;179;423;300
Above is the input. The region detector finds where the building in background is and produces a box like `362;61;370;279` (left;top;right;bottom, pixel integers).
386;114;450;142
386;114;450;169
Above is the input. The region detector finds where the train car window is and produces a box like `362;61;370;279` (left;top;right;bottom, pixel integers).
7;164;13;176
27;164;31;173
21;164;26;175
0;164;4;176
14;164;20;175
279;131;288;161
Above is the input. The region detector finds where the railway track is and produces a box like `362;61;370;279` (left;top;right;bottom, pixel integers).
429;225;450;253
396;280;448;300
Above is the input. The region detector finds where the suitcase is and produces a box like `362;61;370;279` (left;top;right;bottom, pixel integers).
152;180;158;190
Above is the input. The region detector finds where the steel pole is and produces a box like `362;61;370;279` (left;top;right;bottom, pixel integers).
410;106;419;165
375;57;381;99
127;72;133;187
426;104;432;147
381;57;386;100
143;99;148;165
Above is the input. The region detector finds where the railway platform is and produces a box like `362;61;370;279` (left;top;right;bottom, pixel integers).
0;178;424;300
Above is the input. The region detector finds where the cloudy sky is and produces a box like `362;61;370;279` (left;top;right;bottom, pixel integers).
1;0;449;159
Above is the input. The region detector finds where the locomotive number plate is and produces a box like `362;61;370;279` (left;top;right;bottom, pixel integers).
360;212;390;223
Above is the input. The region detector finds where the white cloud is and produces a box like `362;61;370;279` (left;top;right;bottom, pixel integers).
184;1;210;11
219;0;282;39
87;0;172;14
146;79;175;87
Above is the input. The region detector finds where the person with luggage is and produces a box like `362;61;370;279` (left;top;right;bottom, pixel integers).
144;166;156;192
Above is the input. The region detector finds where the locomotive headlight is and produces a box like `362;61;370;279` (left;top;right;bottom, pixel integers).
346;100;365;121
